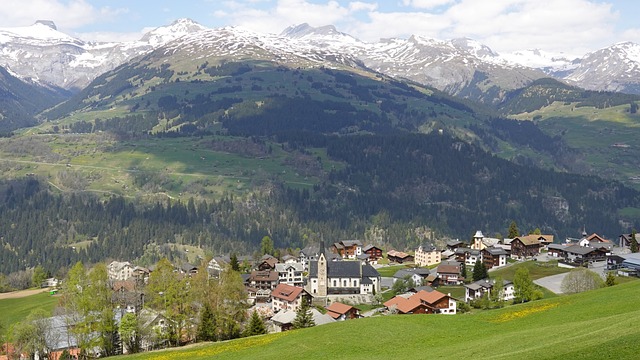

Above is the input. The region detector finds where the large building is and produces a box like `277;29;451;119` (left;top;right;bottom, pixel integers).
415;242;441;267
307;242;381;296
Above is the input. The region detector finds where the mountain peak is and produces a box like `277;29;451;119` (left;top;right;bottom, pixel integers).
34;20;57;30
139;18;207;46
281;23;342;38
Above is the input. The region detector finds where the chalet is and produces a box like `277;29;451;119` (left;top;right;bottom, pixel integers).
384;290;457;315
435;261;463;285
326;302;360;320
387;250;414;264
547;243;568;258
179;263;198;276
619;233;639;248
331;240;363;259
445;239;464;251
464;278;515;302
564;245;607;264
393;268;431;286
307;242;381;296
270;283;311;312
275;262;304;287
537;235;554;249
257;255;278;271
362;244;384;262
248;270;279;291
281;254;298;264
108;261;134;281
41;277;60;288
607;254;627;270
208;256;230;273
481;246;508;269
455;247;481;266
510;235;542;259
415;242;441;267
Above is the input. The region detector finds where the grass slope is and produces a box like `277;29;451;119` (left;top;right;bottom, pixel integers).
0;292;58;328
120;280;640;360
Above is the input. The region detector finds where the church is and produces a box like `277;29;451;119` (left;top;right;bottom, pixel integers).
307;241;381;296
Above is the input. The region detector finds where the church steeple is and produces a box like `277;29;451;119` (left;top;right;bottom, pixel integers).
317;240;327;297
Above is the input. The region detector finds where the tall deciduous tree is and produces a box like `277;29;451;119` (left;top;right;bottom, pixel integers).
146;258;191;346
119;313;141;354
31;265;48;288
513;267;539;303
260;236;274;256
11;309;52;359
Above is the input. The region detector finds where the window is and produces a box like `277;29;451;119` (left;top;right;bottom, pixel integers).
333;280;337;287
343;280;347;287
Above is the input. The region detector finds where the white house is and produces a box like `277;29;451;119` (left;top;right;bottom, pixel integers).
107;261;134;281
275;262;304;287
464;279;514;302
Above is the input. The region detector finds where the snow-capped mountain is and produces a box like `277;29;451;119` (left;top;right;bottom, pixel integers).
564;42;640;93
0;19;206;91
3;19;640;98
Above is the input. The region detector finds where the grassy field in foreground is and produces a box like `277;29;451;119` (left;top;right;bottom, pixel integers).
119;280;640;360
0;292;59;328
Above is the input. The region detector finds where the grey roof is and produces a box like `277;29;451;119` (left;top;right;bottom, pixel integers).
565;245;597;255
464;278;513;291
340;240;363;247
309;261;379;279
361;277;373;285
411;285;434;293
589;241;613;250
548;243;567;250
394;267;431;278
419;242;437;251
362;244;382;252
455;247;480;255
446;239;464;247
483;247;508;256
271;308;335;326
357;253;370;260
275;263;304;272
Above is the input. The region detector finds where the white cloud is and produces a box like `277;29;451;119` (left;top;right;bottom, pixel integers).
0;0;127;30
402;0;456;9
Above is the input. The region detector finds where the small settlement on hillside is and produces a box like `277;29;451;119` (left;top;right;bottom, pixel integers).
19;228;639;358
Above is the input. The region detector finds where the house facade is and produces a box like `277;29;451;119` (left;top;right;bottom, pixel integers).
362;244;383;262
415;243;441;267
384;290;457;315
271;283;311;312
331;240;363;259
481;247;508;269
435;261;463;285
275;262;304;287
464;279;515;302
326;302;360;320
387;250;414;263
510;235;542;259
108;261;134;281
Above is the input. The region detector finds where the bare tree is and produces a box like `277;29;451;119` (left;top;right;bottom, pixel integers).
561;268;604;294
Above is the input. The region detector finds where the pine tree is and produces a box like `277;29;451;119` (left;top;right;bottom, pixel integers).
472;261;488;281
508;221;520;238
605;272;617;287
292;300;315;329
460;262;467;282
244;310;267;336
630;229;638;253
230;253;240;272
197;303;216;342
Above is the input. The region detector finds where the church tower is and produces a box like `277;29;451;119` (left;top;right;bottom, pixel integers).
472;230;485;250
318;240;328;297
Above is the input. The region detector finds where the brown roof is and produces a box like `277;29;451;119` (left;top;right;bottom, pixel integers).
249;270;279;282
587;233;610;243
387;250;412;259
112;279;136;292
326;302;355;317
513;235;543;246
436;264;460;274
537;235;554;243
410;290;446;305
271;283;306;302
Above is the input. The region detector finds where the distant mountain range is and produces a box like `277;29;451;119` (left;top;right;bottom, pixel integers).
2;19;640;99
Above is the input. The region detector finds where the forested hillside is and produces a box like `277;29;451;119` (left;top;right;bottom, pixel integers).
1;132;638;276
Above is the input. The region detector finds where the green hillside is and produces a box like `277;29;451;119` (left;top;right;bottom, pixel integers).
0;292;58;328
119;280;640;360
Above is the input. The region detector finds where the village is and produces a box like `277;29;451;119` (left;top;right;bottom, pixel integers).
4;227;638;359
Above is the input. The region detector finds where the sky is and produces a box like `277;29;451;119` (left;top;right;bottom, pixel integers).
1;0;638;56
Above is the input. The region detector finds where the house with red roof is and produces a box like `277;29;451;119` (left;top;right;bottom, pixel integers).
384;290;457;315
326;302;360;320
270;283;311;312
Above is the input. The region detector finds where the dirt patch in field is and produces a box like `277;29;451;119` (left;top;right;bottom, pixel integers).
0;288;49;300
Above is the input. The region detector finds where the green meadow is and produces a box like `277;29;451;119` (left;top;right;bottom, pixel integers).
118;280;640;360
0;292;59;328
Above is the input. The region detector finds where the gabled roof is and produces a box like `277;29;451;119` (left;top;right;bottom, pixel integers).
411;290;447;305
363;244;382;252
483;246;508;256
340;240;363;247
436;263;460;275
418;242;437;252
564;244;596;255
512;235;543;246
326;302;356;318
271;283;307;302
308;260;380;278
275;262;303;272
446;239;464;247
271;308;335;326
537;235;554;243
586;233;610;243
387;250;413;259
249;270;279;281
